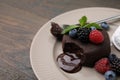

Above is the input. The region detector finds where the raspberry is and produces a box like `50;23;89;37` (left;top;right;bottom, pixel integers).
95;58;111;74
89;30;104;44
77;28;91;43
51;22;63;40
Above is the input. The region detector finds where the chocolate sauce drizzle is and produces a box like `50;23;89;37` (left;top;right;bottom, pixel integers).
57;52;84;73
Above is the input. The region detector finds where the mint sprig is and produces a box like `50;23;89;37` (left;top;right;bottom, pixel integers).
84;23;102;29
63;24;69;29
61;25;79;34
61;16;87;34
61;16;102;34
79;16;87;27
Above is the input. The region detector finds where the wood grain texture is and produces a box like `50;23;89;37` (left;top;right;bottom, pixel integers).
0;3;48;80
0;0;119;80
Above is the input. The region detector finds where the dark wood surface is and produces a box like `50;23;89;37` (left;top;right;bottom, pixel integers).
0;0;120;80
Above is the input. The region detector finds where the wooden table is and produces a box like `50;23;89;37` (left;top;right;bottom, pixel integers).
0;0;119;80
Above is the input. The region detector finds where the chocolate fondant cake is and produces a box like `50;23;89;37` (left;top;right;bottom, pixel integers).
51;16;112;73
62;30;111;67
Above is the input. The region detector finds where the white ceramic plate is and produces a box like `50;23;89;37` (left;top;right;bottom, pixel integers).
30;7;120;80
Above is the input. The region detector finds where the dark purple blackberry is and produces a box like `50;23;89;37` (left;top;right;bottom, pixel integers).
108;54;120;74
77;28;91;43
51;22;63;41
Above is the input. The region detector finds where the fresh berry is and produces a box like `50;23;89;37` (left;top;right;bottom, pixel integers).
100;22;110;30
95;58;111;74
108;54;120;74
90;26;96;30
108;54;117;62
104;70;116;80
77;28;91;43
89;30;104;44
51;22;63;40
69;29;77;38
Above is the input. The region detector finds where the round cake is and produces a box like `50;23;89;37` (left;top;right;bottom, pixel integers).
62;29;111;67
50;16;111;73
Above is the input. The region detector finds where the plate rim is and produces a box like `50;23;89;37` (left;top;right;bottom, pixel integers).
30;7;120;80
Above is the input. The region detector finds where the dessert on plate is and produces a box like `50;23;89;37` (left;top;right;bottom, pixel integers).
62;29;110;67
50;16;120;80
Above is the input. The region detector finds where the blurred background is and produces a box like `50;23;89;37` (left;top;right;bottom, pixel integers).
0;0;120;80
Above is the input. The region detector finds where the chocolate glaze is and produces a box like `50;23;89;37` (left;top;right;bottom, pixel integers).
62;30;111;67
57;52;83;73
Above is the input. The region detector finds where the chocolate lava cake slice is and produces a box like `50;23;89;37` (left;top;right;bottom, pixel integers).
62;30;111;67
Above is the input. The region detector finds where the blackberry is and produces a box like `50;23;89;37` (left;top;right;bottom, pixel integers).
108;54;120;74
51;22;63;40
77;27;91;43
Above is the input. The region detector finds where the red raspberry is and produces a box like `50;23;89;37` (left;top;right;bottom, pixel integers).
89;30;104;44
95;58;111;74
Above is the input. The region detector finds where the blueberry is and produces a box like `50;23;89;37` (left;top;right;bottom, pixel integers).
104;71;116;80
100;22;110;30
90;26;96;30
69;29;77;38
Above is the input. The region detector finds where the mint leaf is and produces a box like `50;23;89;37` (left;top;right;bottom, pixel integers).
79;16;87;27
84;23;102;29
62;25;79;34
63;24;69;29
